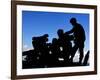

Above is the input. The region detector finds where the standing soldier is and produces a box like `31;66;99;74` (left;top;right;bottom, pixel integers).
66;18;86;64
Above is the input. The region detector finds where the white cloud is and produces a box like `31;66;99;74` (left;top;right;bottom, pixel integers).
23;45;28;48
22;44;33;51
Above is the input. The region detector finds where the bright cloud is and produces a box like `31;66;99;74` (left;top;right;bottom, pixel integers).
23;44;33;51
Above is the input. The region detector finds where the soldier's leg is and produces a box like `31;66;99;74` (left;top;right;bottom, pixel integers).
79;43;84;64
70;45;78;62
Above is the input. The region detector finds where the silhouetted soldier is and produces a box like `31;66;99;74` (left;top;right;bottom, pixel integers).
32;37;40;54
32;34;49;67
57;29;72;64
50;38;60;66
39;34;49;67
66;18;86;64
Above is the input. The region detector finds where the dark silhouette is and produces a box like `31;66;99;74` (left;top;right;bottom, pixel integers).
48;38;60;66
22;50;39;68
57;29;73;64
66;18;86;64
32;34;49;67
22;18;88;69
83;51;90;66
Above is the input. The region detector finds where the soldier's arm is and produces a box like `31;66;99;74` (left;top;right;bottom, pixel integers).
65;28;74;34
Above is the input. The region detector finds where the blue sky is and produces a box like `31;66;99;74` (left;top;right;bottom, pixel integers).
22;11;89;52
